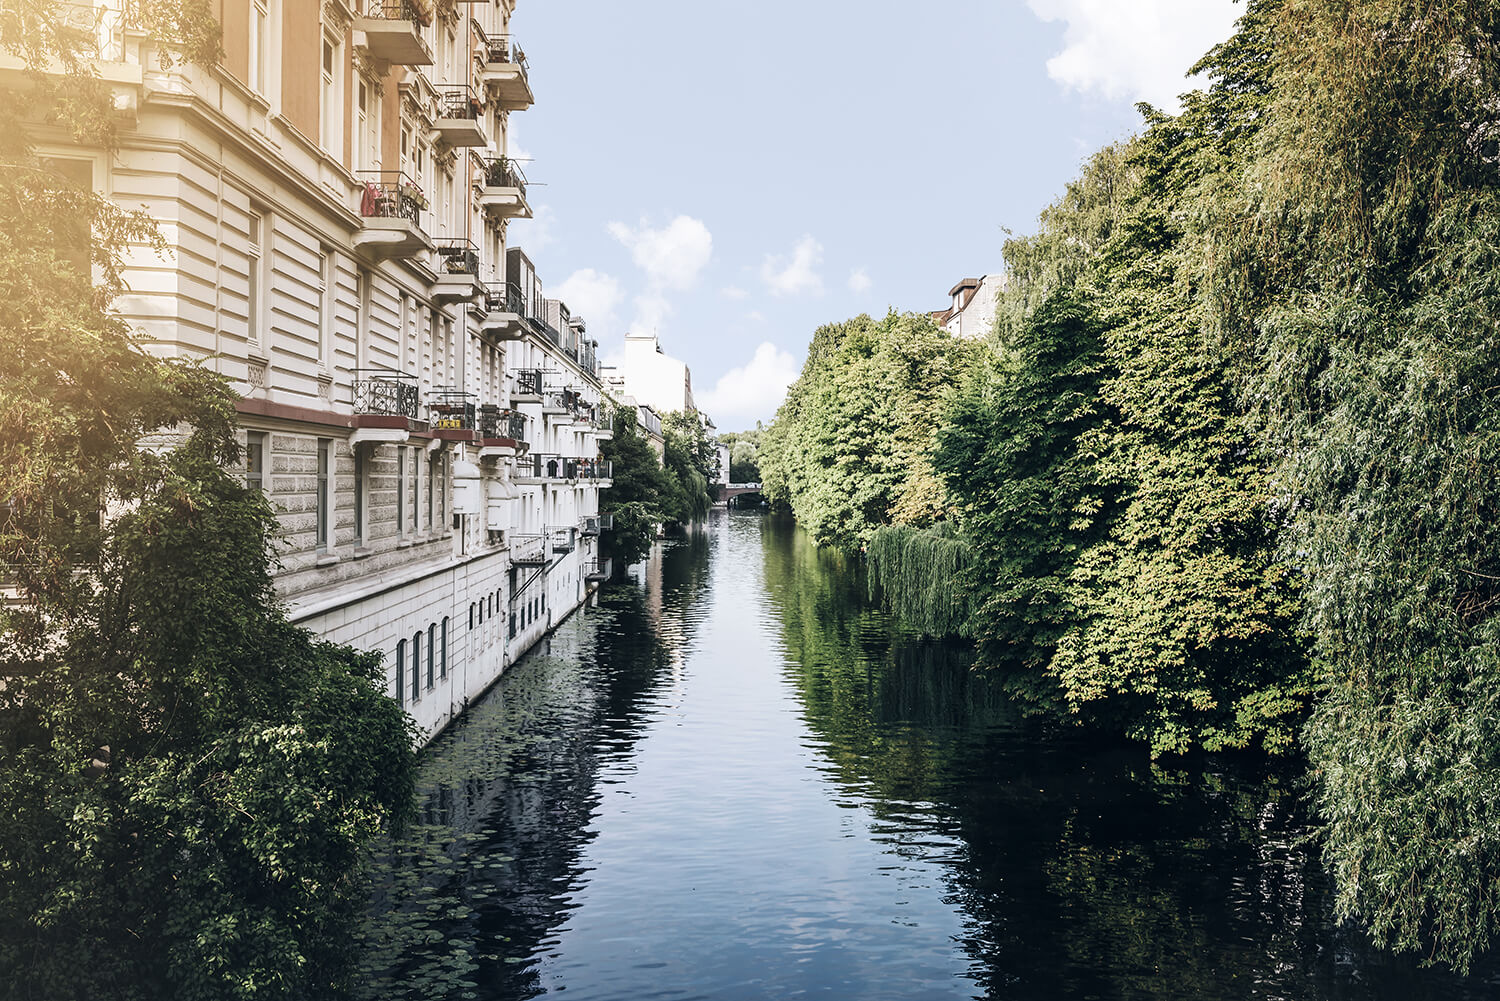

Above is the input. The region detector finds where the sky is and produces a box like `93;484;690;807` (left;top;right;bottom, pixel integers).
503;0;1243;431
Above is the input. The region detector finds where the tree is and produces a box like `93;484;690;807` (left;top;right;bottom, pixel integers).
759;312;980;551
0;7;418;997
660;410;714;525
1215;0;1500;970
599;405;670;568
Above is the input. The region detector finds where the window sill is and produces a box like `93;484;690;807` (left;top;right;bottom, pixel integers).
352;547;372;560
316;553;339;567
396;539;412;549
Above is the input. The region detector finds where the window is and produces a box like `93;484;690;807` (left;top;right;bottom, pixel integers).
395;639;406;704
355;79;371;172
426;451;435;532
249;0;269;95
316;438;332;552
468;603;474;630
353;447;365;546
440;617;448;678
246;432;267;494
247;211;267;347
409;448;419;535
317;248;333;370
320;34;341;153
426;623;436;688
410;631;422;702
396;447;407;536
356;267;372;369
435;452;446;529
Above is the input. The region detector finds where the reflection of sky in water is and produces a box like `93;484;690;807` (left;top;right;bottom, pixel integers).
360;512;1500;1001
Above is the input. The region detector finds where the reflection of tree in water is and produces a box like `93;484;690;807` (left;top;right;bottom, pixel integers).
760;516;1494;1000
358;532;712;1000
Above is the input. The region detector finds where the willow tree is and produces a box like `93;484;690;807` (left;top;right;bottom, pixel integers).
0;7;417;998
1214;0;1500;970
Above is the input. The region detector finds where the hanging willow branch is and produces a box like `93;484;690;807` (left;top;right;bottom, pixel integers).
866;523;973;637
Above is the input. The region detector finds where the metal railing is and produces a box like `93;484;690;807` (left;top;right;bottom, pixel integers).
483;281;524;315
352;367;420;418
514;368;543;396
599;512;615;530
520;455;613;481
551;528;575;554
580;516;600;536
477;407;528;443
436;238;480;276
57;2;126;61
364;0;432;25
479;156;528;195
484;34;529;71
357;170;425;226
509;534;547;564
438;85;485;121
508;412;528;441
428;387;476;430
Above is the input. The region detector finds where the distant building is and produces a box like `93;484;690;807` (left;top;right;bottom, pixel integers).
619;330;696;415
931;275;1004;340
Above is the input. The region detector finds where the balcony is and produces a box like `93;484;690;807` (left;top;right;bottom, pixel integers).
580;516;600;537
480;35;534;112
427;388;477;442
518;453;575;482
509;534;548;567
584;558;612;583
551;528;576;554
434;85;488;147
478;406;525;458
599;512;615;531
354;172;433;260
0;4;143;119
434;239;483;304
476;157;531;220
351;367;423;444
513;368;544;403
354;0;434;66
478;282;526;341
578;458;613;481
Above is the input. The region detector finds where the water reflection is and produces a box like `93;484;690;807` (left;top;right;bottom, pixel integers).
360;513;1498;1001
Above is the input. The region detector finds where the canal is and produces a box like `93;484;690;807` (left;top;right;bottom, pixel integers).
360;512;1497;1000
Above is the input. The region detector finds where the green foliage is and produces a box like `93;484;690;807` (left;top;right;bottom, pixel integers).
1212;0;1500;970
0;9;418;997
660;410;715;525
600;406;671;567
728;439;760;483
759;311;980;551
865;522;973;638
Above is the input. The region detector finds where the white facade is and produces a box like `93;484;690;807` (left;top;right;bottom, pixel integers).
618;330;695;415
22;1;607;744
935;275;1004;340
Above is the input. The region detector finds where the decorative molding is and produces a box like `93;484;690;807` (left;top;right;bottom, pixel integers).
322;0;354;33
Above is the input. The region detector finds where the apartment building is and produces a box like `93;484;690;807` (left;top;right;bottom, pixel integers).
17;0;609;742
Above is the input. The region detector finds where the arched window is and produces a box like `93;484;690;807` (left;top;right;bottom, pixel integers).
427;623;436;688
440;617;449;679
411;632;422;702
395;639;406;704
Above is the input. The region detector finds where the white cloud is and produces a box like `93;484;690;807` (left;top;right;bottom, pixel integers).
606;215;714;291
1026;0;1240;109
721;285;749;300
552;269;623;333
630;292;673;335
697;342;801;425
747;310;765;323
761;235;824;297
848;268;872;293
509;202;557;253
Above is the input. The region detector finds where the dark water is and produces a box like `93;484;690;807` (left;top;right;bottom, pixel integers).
360;512;1499;1000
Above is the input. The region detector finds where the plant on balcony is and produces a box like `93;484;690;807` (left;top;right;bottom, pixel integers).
399;179;427;210
410;0;434;27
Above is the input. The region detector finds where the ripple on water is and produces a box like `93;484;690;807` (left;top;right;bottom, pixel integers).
359;514;1499;1001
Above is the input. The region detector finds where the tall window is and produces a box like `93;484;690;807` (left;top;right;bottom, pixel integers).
320;34;341;153
353;447;365;546
249;0;269;95
356;267;372;369
436;452;446;529
317;248;334;370
440;617;448;679
245;432;267;494
426;623;436;689
316;438;332;552
425;451;435;531
247;211;267;347
409;448;419;535
395;639;406;704
410;631;422;702
396;447;407;536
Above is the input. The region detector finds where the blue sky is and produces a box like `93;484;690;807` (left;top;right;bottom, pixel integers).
504;0;1242;431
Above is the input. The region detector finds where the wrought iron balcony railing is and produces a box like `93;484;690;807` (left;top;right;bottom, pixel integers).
551;528;575;554
485;34;529;70
514;368;544;397
357;170;425;225
483;281;525;315
508;413;528;441
352;367;420;418
428;387;476;430
364;0;433;24
480;156;527;195
599;512;615;530
438;84;484;121
509;534;547;565
435;238;480;276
